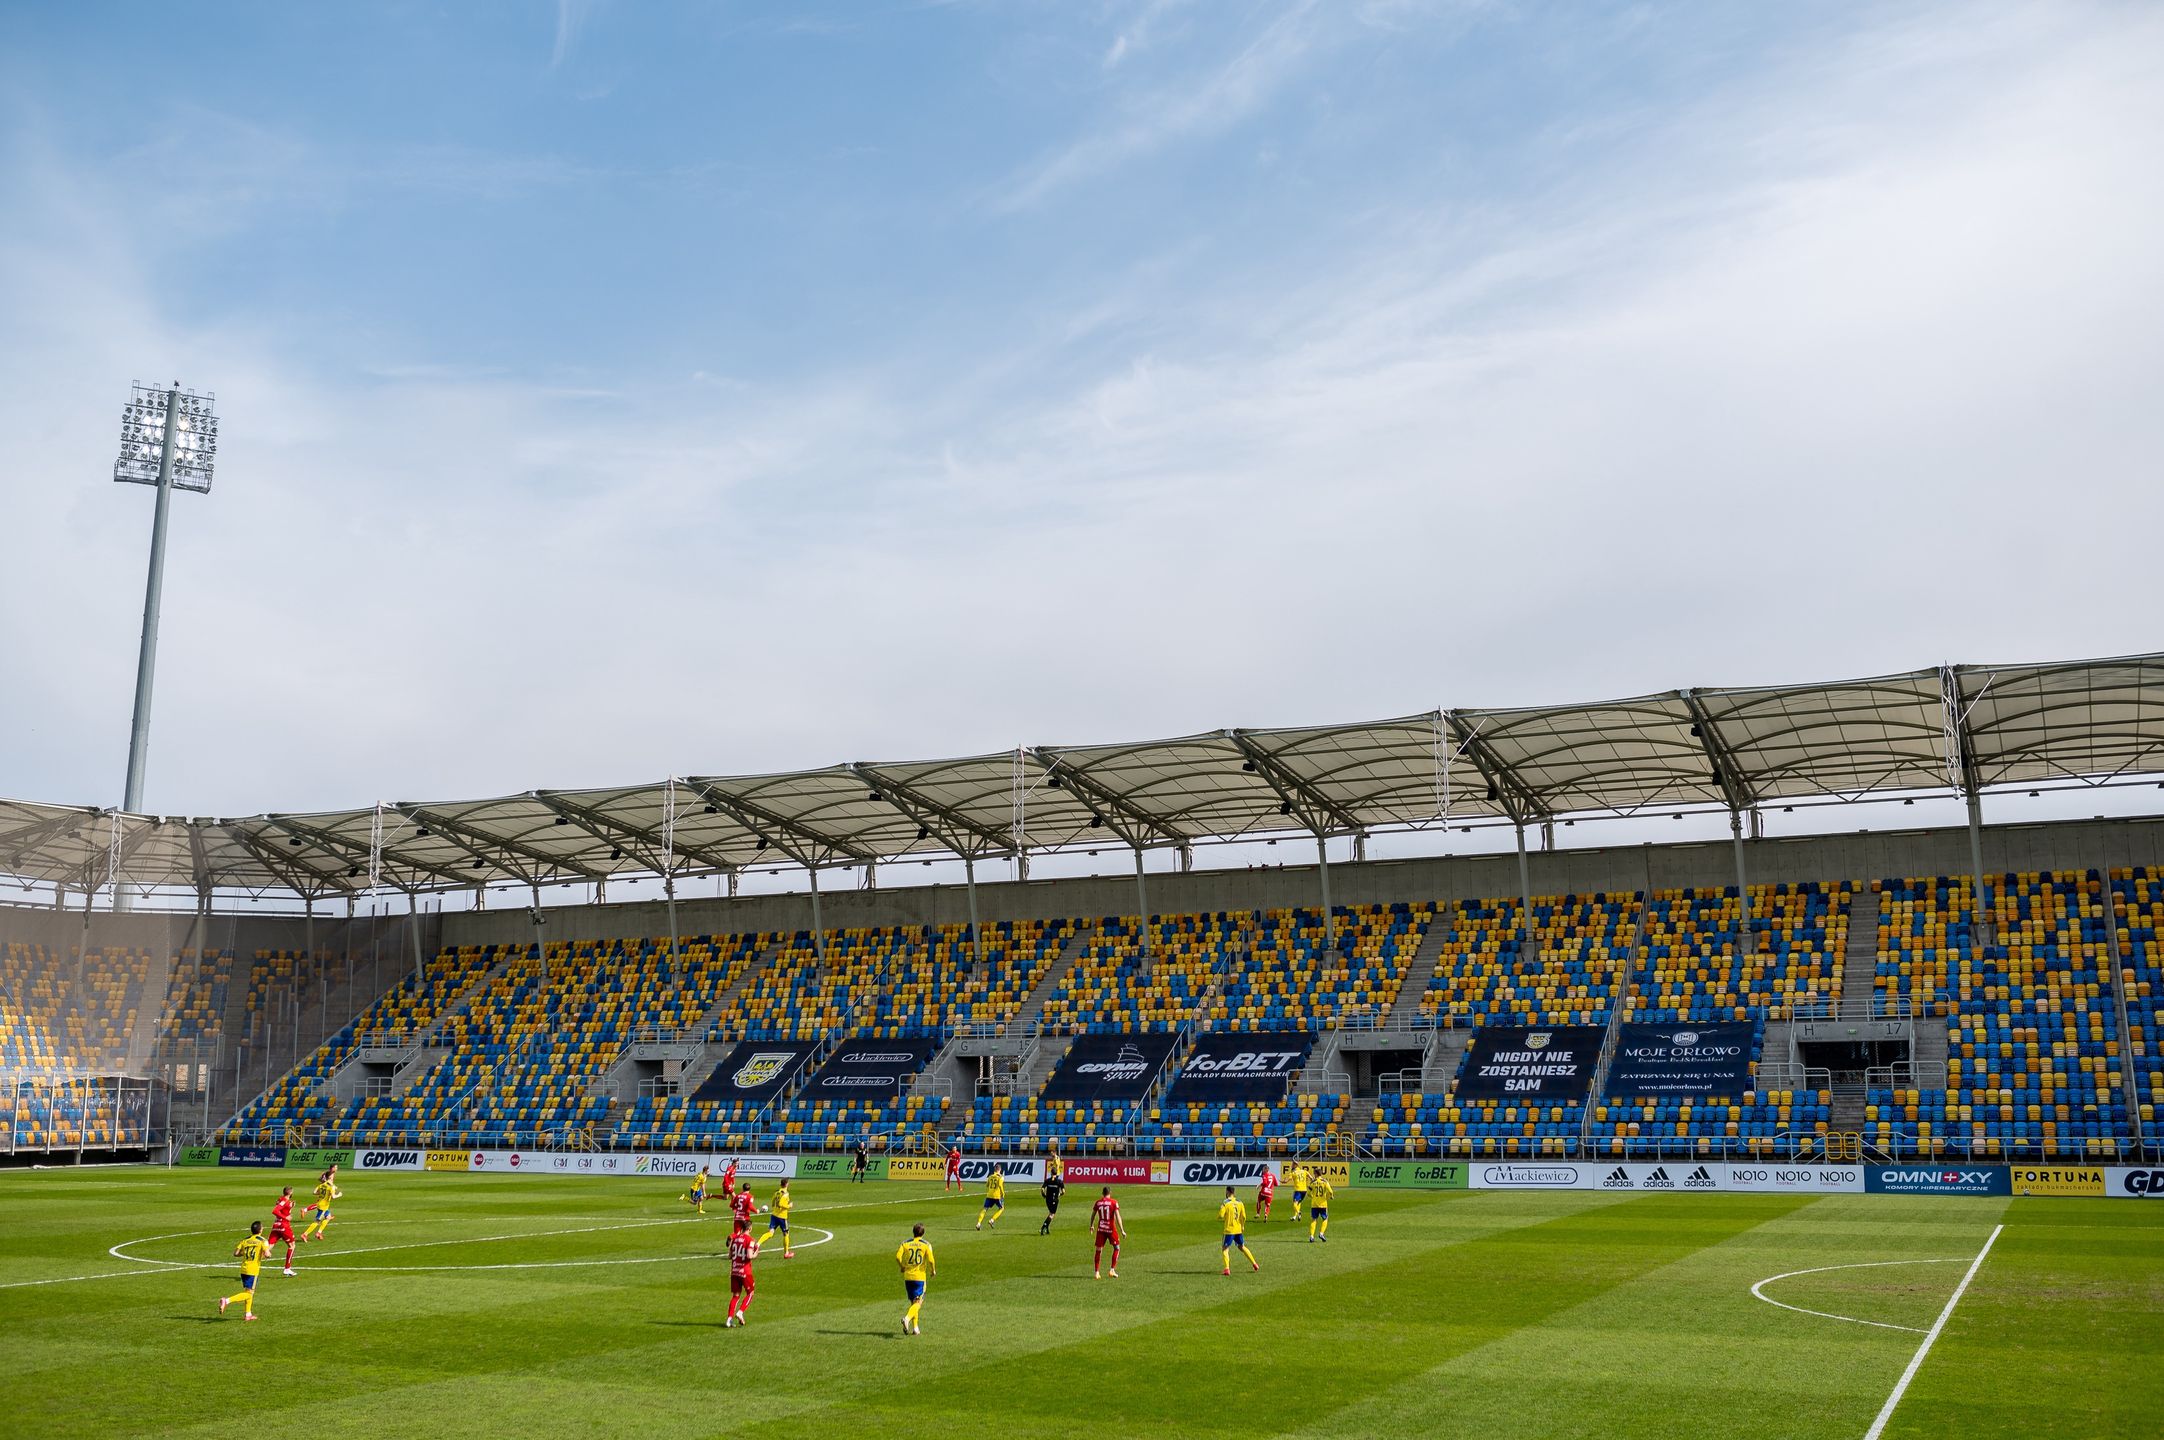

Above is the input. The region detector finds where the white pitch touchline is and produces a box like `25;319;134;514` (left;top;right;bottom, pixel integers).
1749;1258;1965;1334
110;1215;704;1267
1862;1224;2002;1440
100;1220;833;1274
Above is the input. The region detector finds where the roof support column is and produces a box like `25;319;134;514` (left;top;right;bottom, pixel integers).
1730;809;1754;958
1965;788;1989;946
664;873;678;971
408;890;424;999
529;884;548;985
1315;834;1336;947
807;865;826;960
964;855;983;970
306;896;321;1045
1134;846;1151;959
1515;823;1536;956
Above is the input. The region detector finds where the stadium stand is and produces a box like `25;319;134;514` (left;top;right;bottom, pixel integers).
2113;865;2162;1138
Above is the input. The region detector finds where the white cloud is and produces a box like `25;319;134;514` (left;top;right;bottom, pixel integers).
1;1;2159;826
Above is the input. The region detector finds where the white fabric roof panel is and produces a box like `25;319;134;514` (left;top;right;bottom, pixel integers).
4;652;2157;900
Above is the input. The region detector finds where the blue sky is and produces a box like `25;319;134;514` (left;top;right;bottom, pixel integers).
2;1;2161;854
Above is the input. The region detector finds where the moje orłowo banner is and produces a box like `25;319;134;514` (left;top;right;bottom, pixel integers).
1454;1026;1603;1099
1603;1023;1755;1097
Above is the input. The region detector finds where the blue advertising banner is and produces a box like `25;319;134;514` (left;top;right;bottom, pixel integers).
692;1042;819;1103
1455;1026;1604;1100
1865;1166;2011;1197
1604;1022;1757;1097
217;1145;287;1168
807;1038;938;1098
1168;1032;1314;1102
1041;1033;1179;1103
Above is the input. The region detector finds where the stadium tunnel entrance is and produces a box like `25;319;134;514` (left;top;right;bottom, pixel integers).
1796;1037;1909;1083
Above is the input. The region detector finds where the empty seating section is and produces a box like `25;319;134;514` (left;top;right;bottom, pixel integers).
1213;905;1425;1030
337;936;748;1145
2113;867;2162;1136
0;943;159;1073
962;1095;1139;1153
1423;894;1634;1027
1875;877;1968;1016
719;921;1073;1040
231;943;506;1137
180;862;2154;1160
1624;884;1846;1023
1133;1092;1350;1155
1370;1093;1584;1157
1869;871;2127;1159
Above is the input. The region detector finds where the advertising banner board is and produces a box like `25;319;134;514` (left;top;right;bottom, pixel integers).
1455;1027;1603;1100
354;1148;424;1172
807;1038;938;1098
1167;1034;1314;1102
217;1145;286;1168
1169;1158;1280;1187
1040;1033;1179;1104
797;1153;887;1180
1865;1166;2011;1197
176;1145;219;1167
1603;1023;1756;1097
285;1148;354;1170
1352;1161;1469;1190
2007;1166;2106;1196
695;1042;819;1103
1059;1157;1169;1186
2108;1167;2164;1198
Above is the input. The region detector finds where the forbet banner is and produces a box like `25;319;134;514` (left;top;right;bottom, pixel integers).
807;1038;938;1098
1455;1026;1603;1100
175;1145;219;1167
695;1041;819;1102
285;1147;353;1170
1353;1161;1469;1190
1604;1023;1756;1097
1168;1034;1314;1102
797;1153;887;1180
2008;1166;2105;1197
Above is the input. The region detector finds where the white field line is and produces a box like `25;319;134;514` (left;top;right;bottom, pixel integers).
1748;1257;1965;1334
1862;1224;2003;1440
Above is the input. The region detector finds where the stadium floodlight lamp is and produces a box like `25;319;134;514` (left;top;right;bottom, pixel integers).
114;382;219;844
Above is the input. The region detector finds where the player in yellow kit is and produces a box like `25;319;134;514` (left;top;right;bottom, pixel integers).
299;1166;341;1242
1286;1162;1312;1222
896;1223;937;1334
683;1166;710;1215
975;1168;1005;1231
219;1221;272;1320
1218;1186;1260;1275
1307;1173;1335;1242
764;1178;796;1258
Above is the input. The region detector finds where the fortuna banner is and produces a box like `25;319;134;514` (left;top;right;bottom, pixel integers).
1167;1034;1314;1103
1454;1026;1604;1099
1603;1023;1757;1097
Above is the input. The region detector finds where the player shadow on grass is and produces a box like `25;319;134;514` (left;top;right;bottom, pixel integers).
811;1328;902;1341
646;1320;729;1329
165;1314;224;1323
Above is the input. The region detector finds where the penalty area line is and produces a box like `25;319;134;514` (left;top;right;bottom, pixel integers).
1862;1223;2002;1440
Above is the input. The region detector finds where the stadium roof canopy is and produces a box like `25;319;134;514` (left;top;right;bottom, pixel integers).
3;653;2159;903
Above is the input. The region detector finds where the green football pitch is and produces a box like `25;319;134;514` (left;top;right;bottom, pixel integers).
1;1169;2157;1439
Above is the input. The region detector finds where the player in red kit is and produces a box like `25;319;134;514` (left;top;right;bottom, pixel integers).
1256;1167;1278;1222
720;1158;739;1200
945;1146;963;1193
731;1184;759;1228
724;1217;760;1327
268;1186;299;1275
1090;1187;1125;1279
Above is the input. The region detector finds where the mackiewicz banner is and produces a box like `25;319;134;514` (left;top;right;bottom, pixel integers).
1454;1026;1604;1099
1168;1034;1315;1103
1603;1023;1756;1097
808;1038;938;1098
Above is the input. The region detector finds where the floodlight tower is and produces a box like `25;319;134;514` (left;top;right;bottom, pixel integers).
113;383;218;823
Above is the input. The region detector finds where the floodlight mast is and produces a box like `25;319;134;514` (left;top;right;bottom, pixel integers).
113;383;217;906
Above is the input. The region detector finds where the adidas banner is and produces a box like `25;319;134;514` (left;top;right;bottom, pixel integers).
1604;1023;1756;1097
694;1041;819;1103
1040;1032;1180;1103
808;1038;938;1098
1167;1033;1314;1102
1454;1026;1604;1099
1591;1161;1726;1192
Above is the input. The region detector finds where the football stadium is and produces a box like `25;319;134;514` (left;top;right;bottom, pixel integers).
4;5;2163;1439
